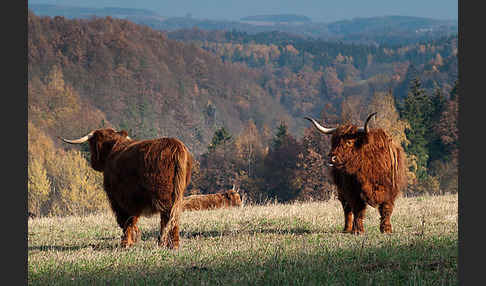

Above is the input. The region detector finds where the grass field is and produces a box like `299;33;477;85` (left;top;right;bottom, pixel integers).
28;194;458;285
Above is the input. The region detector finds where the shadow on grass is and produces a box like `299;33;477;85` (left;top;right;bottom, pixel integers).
141;225;316;241
28;241;121;252
28;226;318;253
29;235;458;285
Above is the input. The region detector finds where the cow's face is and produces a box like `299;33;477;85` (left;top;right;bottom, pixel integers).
328;125;367;169
305;113;376;170
88;128;130;171
224;190;242;207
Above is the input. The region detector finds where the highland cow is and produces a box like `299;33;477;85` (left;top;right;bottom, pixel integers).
183;187;242;211
61;128;193;249
305;112;407;234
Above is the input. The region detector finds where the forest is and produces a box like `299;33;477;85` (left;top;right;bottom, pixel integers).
27;11;458;217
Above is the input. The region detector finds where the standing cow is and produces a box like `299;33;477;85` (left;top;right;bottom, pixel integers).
61;128;193;249
305;112;407;234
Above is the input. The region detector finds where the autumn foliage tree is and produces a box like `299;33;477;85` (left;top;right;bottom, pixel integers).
28;122;109;217
429;80;458;193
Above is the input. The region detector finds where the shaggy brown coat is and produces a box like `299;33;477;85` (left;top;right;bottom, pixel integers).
307;119;407;234
182;190;242;211
62;128;193;249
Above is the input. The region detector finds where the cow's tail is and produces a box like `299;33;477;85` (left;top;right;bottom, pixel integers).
159;143;191;247
390;143;407;194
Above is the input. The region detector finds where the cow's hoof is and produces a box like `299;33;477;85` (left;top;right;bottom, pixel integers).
380;226;393;234
351;229;364;235
120;240;134;248
157;235;179;250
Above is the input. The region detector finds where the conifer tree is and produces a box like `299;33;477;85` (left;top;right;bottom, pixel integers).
399;76;431;180
272;121;289;150
208;126;232;152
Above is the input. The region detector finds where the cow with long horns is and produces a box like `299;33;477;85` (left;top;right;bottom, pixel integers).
305;113;407;234
61;128;193;249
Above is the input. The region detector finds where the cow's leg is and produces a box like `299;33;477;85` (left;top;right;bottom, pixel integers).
158;211;180;249
121;215;140;247
351;200;367;235
157;212;169;247
378;202;394;234
110;201;139;247
126;215;141;243
167;220;180;249
339;199;353;233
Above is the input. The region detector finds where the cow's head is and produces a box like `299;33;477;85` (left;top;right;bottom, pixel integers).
305;112;377;169
60;128;131;172
224;186;243;207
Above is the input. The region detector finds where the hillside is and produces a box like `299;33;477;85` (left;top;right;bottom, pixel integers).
29;10;458;155
28;11;297;156
169;28;458;106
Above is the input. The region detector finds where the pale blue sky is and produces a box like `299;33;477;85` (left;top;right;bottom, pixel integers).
28;0;458;22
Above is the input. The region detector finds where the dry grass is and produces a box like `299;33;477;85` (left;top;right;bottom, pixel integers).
28;194;458;285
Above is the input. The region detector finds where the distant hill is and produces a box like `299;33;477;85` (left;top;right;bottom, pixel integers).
240;14;312;24
326;15;457;45
328;15;455;34
28;3;457;46
29;4;164;20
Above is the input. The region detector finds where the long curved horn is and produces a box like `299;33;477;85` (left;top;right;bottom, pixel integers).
304;116;337;134
358;112;377;133
59;131;94;144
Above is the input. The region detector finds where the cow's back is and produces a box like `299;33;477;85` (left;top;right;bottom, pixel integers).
103;137;191;216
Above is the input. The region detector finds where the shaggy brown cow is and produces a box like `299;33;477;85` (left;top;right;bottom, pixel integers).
61;128;193;249
182;188;242;211
305;112;407;234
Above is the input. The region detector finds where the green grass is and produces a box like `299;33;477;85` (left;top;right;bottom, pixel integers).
28;194;458;285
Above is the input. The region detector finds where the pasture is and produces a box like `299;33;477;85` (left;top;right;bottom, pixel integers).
28;194;457;285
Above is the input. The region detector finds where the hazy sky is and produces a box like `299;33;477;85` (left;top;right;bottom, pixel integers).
29;0;458;22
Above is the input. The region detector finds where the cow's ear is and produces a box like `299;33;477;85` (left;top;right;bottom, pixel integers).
358;132;369;146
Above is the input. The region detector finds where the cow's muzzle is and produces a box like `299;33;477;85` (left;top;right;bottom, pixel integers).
328;155;339;167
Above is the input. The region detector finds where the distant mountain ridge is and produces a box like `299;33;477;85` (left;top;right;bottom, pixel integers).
29;4;163;19
240;14;312;24
328;15;455;35
28;3;457;46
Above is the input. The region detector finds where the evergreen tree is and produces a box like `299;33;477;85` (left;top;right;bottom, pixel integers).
399;76;431;181
208;126;232;152
199;126;236;194
272;121;289;150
